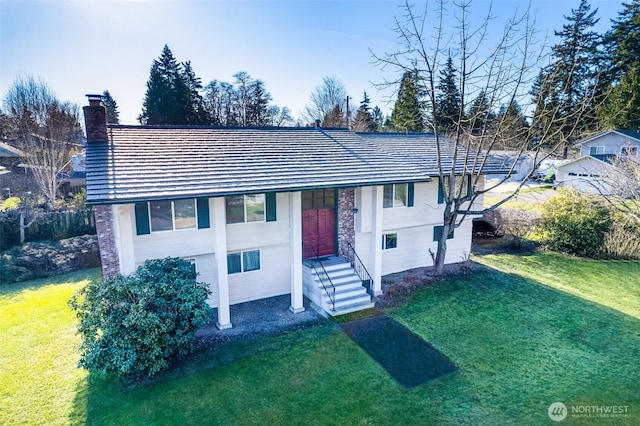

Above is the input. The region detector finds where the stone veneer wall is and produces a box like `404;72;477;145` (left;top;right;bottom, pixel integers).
337;187;355;256
93;205;119;279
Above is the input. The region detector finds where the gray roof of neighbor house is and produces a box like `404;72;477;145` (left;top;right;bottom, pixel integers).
86;127;511;205
575;129;640;146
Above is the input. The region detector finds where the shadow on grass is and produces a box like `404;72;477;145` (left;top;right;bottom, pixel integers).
69;266;640;424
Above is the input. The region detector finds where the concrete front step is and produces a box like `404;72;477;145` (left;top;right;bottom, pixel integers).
304;256;373;317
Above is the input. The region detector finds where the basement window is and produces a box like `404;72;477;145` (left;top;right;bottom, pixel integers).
227;250;261;274
382;233;398;250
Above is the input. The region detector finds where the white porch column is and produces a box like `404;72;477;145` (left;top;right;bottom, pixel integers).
114;204;136;275
370;185;383;295
213;197;232;329
289;191;305;313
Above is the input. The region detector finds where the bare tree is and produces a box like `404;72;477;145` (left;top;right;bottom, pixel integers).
303;76;348;126
3;76;81;207
372;0;599;275
600;155;640;223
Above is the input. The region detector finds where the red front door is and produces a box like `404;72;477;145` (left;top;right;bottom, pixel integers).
303;208;335;258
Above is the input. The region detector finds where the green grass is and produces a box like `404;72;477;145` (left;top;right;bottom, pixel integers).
0;269;99;426
3;255;640;424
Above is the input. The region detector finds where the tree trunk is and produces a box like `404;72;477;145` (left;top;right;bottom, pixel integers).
19;212;25;244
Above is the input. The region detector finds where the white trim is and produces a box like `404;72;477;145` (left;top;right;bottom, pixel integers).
213;197;232;330
371;185;383;295
289;191;304;313
116;204;136;274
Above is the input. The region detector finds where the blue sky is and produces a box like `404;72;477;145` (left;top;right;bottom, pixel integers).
0;0;622;125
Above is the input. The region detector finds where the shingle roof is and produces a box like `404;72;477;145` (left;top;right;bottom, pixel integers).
86;127;510;205
357;132;513;175
575;129;640;146
86;126;430;204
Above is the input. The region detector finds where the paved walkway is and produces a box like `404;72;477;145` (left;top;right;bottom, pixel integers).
196;295;328;345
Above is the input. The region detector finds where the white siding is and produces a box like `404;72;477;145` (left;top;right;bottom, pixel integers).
557;157;612;194
355;180;478;277
120;194;294;308
225;193;291;304
579;133;640;157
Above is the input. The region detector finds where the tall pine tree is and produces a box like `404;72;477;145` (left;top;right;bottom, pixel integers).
102;90;119;124
181;61;207;124
351;92;376;132
138;45;203;125
434;57;462;134
390;70;425;132
598;0;640;129
532;0;603;156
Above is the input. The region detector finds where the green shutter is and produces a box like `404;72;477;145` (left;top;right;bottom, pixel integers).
433;225;454;241
265;193;277;222
438;179;444;204
433;225;443;242
197;197;210;229
407;183;414;207
134;202;150;235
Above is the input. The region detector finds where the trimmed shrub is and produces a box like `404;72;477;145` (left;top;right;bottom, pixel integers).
69;258;212;379
538;189;613;258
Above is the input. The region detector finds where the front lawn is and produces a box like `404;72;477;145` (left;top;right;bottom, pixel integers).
2;254;639;424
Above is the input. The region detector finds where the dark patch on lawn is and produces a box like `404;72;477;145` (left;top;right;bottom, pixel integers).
341;315;457;388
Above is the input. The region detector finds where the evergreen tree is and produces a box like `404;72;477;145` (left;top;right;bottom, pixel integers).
181;61;207;124
390;70;425;132
434;56;462;134
351;92;376;132
598;1;640;129
604;0;640;83
246;79;272;126
494;100;530;148
531;0;603;155
138;45;195;125
467;91;495;134
101;90;119;124
371;106;385;132
597;63;640;129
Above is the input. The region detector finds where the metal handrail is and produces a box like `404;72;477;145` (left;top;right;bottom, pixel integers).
306;245;336;311
340;240;374;297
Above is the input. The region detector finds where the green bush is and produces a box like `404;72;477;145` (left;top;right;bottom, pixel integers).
539;189;613;258
69;258;212;379
0;235;100;285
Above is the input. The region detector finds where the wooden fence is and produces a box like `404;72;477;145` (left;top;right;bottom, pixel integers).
0;207;96;251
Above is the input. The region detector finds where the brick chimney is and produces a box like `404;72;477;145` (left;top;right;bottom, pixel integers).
83;94;107;142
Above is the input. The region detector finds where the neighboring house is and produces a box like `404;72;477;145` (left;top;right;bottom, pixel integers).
60;152;87;197
0;141;30;197
556;130;640;194
83;95;508;329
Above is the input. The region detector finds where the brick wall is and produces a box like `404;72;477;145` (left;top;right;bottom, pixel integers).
94;205;120;278
337;187;355;255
